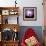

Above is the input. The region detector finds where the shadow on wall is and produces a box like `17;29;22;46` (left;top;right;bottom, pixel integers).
18;26;43;44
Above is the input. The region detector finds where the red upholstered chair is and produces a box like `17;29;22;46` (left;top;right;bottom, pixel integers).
21;28;41;46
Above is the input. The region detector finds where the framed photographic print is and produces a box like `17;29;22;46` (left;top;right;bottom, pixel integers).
2;10;9;15
2;16;18;24
1;28;13;41
23;7;37;21
8;16;18;24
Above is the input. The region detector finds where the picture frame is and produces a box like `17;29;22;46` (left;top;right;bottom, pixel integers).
23;7;37;21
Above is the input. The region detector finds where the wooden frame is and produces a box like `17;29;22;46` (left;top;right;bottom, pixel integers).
0;15;1;24
0;7;19;46
23;7;37;21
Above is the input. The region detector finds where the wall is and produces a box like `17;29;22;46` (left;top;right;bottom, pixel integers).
18;0;44;26
0;0;44;26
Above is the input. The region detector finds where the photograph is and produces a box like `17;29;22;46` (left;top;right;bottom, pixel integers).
23;7;37;21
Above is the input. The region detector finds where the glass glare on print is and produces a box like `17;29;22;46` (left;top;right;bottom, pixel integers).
25;9;34;18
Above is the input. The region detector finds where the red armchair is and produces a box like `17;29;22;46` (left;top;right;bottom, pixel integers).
21;28;41;46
